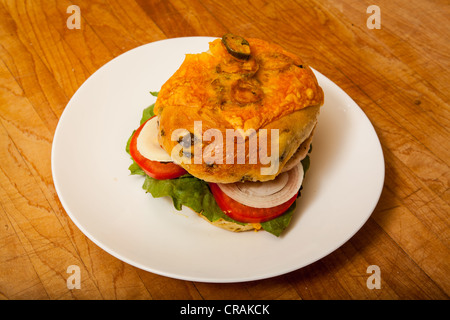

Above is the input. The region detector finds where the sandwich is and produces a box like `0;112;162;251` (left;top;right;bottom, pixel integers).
126;34;324;236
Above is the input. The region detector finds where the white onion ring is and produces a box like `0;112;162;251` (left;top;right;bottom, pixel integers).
217;163;304;208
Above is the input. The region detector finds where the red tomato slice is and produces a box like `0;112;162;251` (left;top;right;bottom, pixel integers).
209;183;297;223
129;117;187;180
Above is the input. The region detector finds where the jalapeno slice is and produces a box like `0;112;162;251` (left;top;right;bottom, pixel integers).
221;34;251;60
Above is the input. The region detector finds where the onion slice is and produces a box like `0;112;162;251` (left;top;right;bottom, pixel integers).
217;163;304;208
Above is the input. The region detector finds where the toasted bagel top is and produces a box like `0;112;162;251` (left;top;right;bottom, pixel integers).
154;36;324;183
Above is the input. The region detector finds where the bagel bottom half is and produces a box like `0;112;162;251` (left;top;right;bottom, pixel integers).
198;214;262;232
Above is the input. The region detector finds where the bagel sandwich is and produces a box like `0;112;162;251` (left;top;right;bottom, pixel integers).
126;34;324;236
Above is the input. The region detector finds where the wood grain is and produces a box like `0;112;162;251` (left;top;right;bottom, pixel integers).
0;0;448;300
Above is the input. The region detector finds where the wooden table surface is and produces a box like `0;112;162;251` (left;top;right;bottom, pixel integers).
0;0;448;300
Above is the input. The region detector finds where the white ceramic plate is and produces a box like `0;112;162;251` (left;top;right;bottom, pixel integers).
52;37;384;283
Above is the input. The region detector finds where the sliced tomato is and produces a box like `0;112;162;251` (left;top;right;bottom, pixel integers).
209;183;297;223
129;117;187;180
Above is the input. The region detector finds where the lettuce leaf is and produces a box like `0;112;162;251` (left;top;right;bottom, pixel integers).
260;201;296;237
140;172;299;236
126;97;307;236
140;104;155;125
141;174;239;224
